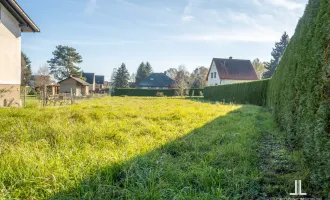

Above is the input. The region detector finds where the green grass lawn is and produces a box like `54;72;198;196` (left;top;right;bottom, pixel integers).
0;97;303;199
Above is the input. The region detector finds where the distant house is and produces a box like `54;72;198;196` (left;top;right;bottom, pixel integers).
207;57;258;86
138;73;175;89
0;0;40;106
82;72;95;91
95;75;104;90
47;84;60;96
30;75;59;95
58;77;89;96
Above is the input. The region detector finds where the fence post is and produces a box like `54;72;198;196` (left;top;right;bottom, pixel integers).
42;88;44;107
71;88;74;105
23;87;26;107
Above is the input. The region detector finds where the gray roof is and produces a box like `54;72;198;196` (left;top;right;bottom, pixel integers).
138;73;175;88
58;77;90;86
0;0;40;32
95;75;105;84
82;72;95;84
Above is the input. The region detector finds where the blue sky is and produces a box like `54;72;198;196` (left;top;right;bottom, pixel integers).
19;0;308;80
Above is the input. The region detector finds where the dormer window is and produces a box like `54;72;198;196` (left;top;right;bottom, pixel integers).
150;78;154;81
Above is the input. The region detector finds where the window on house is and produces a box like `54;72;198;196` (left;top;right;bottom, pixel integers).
214;72;217;78
211;73;213;78
150;78;154;81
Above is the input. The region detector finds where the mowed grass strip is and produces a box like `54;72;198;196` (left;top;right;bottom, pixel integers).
0;97;280;199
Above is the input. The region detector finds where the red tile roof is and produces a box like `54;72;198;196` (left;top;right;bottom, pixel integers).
207;58;258;81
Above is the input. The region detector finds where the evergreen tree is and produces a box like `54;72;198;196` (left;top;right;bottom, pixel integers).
110;68;117;88
114;63;130;88
135;62;145;85
21;52;32;86
262;32;290;79
135;62;153;85
47;45;83;80
145;62;153;74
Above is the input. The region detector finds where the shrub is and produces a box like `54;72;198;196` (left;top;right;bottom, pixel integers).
115;89;177;96
266;0;330;196
114;89;204;97
204;80;269;106
156;92;164;97
188;89;203;96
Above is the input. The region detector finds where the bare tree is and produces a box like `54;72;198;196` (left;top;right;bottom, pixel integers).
35;64;51;106
252;58;266;79
175;65;190;96
165;68;178;79
190;66;208;88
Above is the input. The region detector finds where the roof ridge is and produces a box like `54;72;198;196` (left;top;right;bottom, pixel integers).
213;58;251;61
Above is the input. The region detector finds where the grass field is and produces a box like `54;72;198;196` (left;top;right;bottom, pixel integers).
0;97;304;199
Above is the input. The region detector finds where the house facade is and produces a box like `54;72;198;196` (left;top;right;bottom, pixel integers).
82;72;96;91
0;0;39;106
59;77;89;96
207;57;258;86
95;75;104;90
138;73;175;89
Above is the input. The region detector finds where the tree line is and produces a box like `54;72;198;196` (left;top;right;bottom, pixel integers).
110;62;209;90
21;32;290;89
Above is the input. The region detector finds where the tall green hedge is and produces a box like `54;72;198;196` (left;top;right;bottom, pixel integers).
114;89;204;97
204;80;269;106
267;0;330;197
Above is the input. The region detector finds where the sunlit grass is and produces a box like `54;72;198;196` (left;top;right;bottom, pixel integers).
0;97;300;199
0;97;240;199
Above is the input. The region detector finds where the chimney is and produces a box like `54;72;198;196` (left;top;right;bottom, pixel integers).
229;56;233;59
164;71;167;75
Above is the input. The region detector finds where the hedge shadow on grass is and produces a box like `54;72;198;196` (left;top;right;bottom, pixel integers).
49;106;268;199
49;105;307;199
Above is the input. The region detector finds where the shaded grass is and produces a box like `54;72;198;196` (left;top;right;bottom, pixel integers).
0;97;303;199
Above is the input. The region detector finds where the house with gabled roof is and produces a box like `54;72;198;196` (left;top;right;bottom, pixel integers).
207;57;258;86
0;0;40;106
58;76;89;96
83;73;106;91
95;75;105;90
138;72;175;89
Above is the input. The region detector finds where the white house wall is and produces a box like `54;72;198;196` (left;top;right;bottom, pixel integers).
207;60;256;86
207;61;221;86
0;3;21;85
60;79;78;94
220;79;253;85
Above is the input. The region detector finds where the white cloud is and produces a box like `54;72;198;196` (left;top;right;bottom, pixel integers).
264;0;305;10
84;0;97;14
181;15;195;21
182;0;201;20
115;0;139;8
168;29;281;43
169;0;307;44
251;0;262;6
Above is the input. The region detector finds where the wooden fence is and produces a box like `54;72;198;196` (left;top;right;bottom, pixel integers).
21;88;107;107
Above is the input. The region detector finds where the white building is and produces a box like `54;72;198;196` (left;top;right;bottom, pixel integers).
207;57;258;86
0;0;39;106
